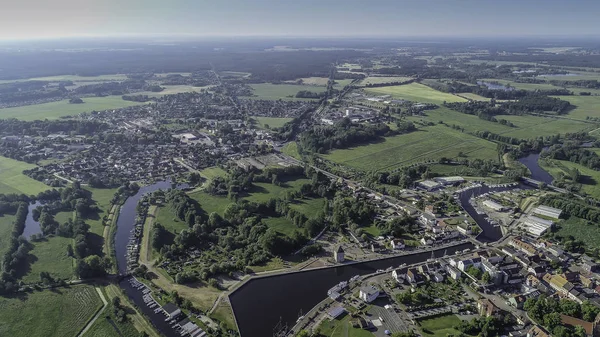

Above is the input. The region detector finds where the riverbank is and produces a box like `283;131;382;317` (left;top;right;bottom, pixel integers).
230;241;474;337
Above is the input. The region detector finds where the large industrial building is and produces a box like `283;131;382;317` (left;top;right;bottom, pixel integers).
533;205;562;219
522;216;554;237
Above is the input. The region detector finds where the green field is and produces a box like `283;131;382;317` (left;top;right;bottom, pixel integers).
318;315;373;337
359;76;414;86
456;92;491;101
0;74;129;84
364;83;467;104
554;95;600;121
499;117;591;139
0;213;16;257
21;236;74;283
282;142;301;160
323;125;498;172
138;84;213;97
85;187;118;236
539;159;600;199
263;217;299;237
244;178;311;203
252;116;293;129
0;96;145;120
418;314;468;337
0;156;50;195
0;285;101;337
409;106;514;134
199;166;228;182
556;216;600;250
249;83;324;100
188;191;232;216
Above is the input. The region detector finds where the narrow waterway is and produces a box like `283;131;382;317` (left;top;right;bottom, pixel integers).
518;152;554;184
23;201;42;239
230;243;474;337
114;181;181;337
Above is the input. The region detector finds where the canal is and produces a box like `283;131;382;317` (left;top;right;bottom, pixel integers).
114;181;181;337
230;243;474;337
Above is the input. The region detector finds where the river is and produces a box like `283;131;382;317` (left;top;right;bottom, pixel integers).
518;152;554;184
114;181;182;337
230;243;473;337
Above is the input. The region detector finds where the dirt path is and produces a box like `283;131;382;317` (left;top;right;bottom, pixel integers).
78;287;108;336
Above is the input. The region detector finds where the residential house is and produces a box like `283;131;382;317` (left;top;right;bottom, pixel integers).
510;238;536;256
456;222;472;235
391;239;405;250
560;314;596;337
359;286;380;303
447;266;462;280
477;298;500;317
419;212;436;226
458;256;482;272
583;260;598;273
406;268;425;285
392;268;408;283
334;246;345;263
527;325;550;337
327;306;346;320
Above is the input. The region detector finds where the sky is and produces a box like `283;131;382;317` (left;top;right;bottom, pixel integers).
1;0;599;40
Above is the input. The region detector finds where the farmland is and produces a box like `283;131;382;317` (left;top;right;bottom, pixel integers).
554;95;600;120
359;76;414;86
0;156;50;195
248;83;324;100
0;96;145;121
364;83;467;104
323;125;498;172
0;285;102;337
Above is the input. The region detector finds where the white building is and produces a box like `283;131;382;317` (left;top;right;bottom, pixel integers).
359;286;380;303
533;205;562;219
435;176;465;185
522;216;553;237
327;306;346;320
418;180;442;191
483;200;506;212
447;266;462;280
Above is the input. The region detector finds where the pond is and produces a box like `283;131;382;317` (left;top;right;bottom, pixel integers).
23;201;42;239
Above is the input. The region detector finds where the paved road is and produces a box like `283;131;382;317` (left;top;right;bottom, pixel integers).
78;287;109;336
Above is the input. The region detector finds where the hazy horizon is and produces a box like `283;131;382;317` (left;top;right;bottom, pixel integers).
2;0;600;41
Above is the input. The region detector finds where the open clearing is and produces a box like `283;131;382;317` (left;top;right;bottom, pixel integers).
324;125;498;172
456;92;491;101
318;314;373;337
188;191;232;216
0;156;50;195
248;83;324;100
252;116;293;129
364;83;467;104
21;236;74;283
0;285;101;337
244;178;311;203
0;96;145;120
418;314;468;337
554;95;600;120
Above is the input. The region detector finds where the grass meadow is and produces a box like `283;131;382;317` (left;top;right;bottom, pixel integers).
249;83;324;100
21;236;74;283
418;314;468;337
0;97;145;120
0;213;16;257
323;125;498;172
364;83;467;104
252;116;293;129
0;156;50;195
539;158;600;199
0;285;101;337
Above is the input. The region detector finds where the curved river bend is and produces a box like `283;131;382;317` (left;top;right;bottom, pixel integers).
114;153;554;337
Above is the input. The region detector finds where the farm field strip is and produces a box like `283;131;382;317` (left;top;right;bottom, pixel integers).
364;83;467;104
